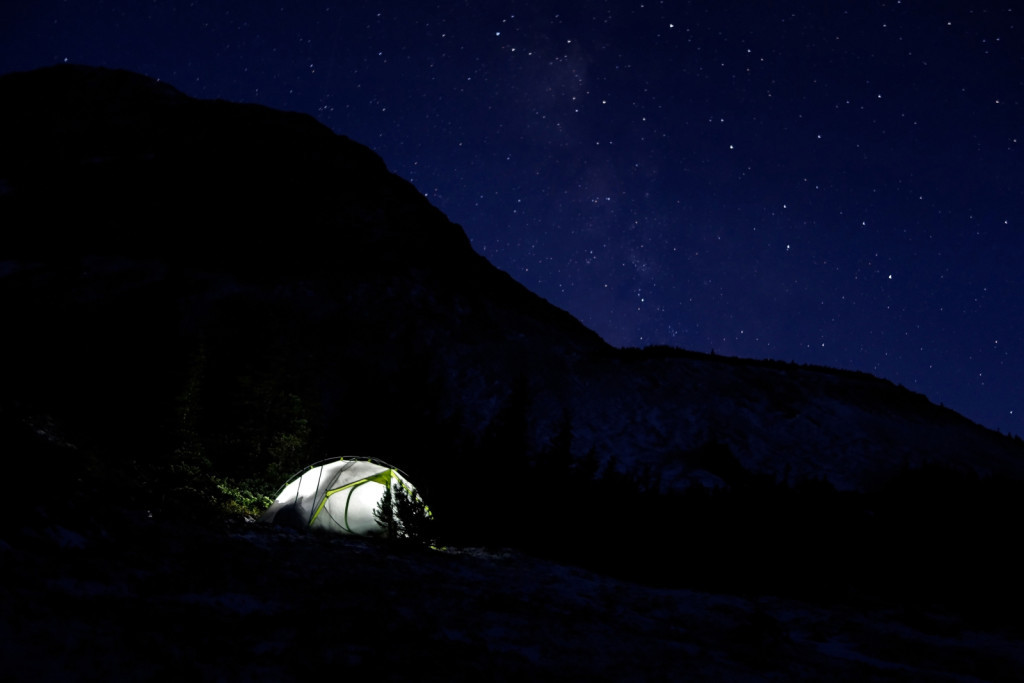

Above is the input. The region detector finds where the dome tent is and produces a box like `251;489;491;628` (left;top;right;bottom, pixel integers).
259;457;428;537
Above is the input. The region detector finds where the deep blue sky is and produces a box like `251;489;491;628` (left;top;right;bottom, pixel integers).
3;1;1021;435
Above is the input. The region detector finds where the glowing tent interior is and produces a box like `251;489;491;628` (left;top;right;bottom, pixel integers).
259;458;428;537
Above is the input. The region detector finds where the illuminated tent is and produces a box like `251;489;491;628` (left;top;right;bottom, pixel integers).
259;458;427;537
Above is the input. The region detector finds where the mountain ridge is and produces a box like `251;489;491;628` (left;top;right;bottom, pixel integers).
4;62;1023;681
1;63;1021;510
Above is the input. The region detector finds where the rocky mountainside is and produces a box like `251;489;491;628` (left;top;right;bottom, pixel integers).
3;63;1023;679
2;65;1020;495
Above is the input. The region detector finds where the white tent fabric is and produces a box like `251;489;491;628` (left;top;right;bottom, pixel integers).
259;458;420;536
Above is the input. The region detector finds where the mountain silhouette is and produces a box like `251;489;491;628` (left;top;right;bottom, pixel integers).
1;63;1021;551
2;66;1023;677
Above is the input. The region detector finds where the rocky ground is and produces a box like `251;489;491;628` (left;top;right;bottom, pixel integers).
2;510;1022;682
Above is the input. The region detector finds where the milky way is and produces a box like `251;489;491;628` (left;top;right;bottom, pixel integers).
2;1;1020;434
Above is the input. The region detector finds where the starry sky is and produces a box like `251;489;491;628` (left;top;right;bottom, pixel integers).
2;1;1021;435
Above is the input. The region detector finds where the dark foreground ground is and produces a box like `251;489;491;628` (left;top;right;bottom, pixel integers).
2;510;1022;682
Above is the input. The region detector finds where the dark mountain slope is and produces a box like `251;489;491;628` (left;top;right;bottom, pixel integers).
0;65;602;350
3;67;1024;675
1;64;1021;545
0;64;605;474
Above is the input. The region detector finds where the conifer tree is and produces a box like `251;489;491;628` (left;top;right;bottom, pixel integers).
373;480;436;546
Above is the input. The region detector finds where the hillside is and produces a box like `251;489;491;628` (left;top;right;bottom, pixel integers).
2;65;1020;496
1;64;1022;679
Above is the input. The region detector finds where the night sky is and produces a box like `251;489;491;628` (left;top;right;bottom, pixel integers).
2;2;1021;435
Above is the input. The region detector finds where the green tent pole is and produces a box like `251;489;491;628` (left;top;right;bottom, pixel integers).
307;462;326;527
